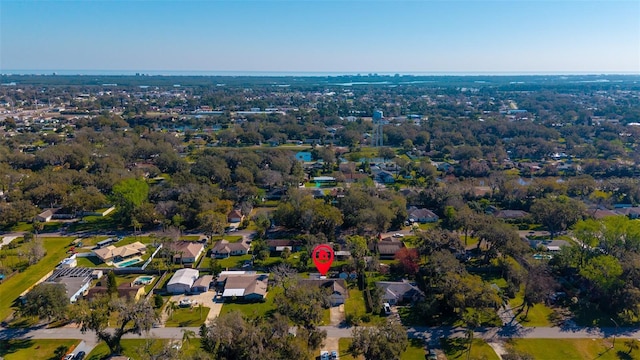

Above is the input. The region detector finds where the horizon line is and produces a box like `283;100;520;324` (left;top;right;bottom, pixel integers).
3;69;640;77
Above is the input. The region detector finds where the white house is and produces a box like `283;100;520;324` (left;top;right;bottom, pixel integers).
166;268;199;294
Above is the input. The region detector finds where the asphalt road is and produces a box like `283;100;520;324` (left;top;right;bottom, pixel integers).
1;323;636;344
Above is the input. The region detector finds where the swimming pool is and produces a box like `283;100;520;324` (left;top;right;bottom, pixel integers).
115;257;142;268
134;275;155;285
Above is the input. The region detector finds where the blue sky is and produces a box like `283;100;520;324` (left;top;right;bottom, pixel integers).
1;0;639;74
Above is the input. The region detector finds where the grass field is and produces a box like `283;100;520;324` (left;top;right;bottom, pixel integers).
441;338;500;360
87;338;202;360
506;338;640;360
164;306;210;327
0;237;75;321
508;288;554;327
338;337;427;360
0;339;79;360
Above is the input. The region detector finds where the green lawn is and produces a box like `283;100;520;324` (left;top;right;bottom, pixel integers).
337;337;427;360
76;255;104;267
0;237;75;321
87;338;202;360
508;289;554;327
343;288;386;325
0;339;79;360
219;286;280;318
441;338;500;360
164;306;210;327
506;339;640;360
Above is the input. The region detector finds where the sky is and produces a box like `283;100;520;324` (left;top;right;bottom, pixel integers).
1;0;639;75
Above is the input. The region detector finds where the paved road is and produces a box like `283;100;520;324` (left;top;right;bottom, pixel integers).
2;323;636;344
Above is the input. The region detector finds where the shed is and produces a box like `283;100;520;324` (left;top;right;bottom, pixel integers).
166;268;199;294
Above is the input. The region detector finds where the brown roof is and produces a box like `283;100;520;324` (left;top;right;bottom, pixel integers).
172;241;205;258
192;275;213;289
86;282;145;300
299;279;348;297
212;240;249;254
93;242;147;262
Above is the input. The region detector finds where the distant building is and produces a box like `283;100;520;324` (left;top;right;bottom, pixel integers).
407;207;439;223
227;210;244;223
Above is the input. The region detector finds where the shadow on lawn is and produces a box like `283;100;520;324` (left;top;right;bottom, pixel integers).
0;338;34;357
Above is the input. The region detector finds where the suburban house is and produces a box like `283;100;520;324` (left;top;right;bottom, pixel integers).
614;207;640;219
407;207;439;223
43;267;93;303
171;241;206;264
86;282;146;301
376;280;425;305
266;239;303;253
299;279;348;306
218;272;268;301
191;275;213;293
93;242;147;264
35;209;54;222
371;237;405;260
166;268;199;294
529;239;571;252
227;209;244;223
211;240;250;258
494;210;530;220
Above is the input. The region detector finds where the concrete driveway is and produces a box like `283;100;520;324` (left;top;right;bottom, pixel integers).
167;290;224;325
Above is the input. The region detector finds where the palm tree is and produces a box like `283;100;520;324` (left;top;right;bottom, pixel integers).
181;329;195;345
463;310;481;360
165;301;178;321
197;303;204;320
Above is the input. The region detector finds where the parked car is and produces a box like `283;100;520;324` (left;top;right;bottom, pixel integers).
330;350;338;359
74;351;86;360
427;349;437;360
383;302;391;315
320;350;330;360
393;233;404;238
63;354;75;360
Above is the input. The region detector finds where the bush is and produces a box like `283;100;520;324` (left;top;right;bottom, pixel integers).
153;294;164;309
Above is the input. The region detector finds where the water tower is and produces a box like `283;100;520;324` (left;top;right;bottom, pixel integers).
372;109;384;147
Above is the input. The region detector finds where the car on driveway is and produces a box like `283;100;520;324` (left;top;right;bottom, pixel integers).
74;351;86;360
330;350;338;359
393;233;404;238
427;349;437;360
63;354;74;360
320;350;329;360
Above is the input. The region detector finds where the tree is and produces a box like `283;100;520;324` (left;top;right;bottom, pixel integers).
32;220;44;242
197;210;227;241
107;271;118;295
73;296;158;355
26;239;45;265
350;320;408;360
530;196;585;239
165;300;178;321
112;178;149;212
394;247;420;276
275;280;328;329
20;283;68;322
521;264;556;319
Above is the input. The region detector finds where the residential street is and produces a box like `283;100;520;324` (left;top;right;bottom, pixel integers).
1;323;635;344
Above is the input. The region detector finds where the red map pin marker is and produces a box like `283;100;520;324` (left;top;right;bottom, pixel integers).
312;244;334;276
